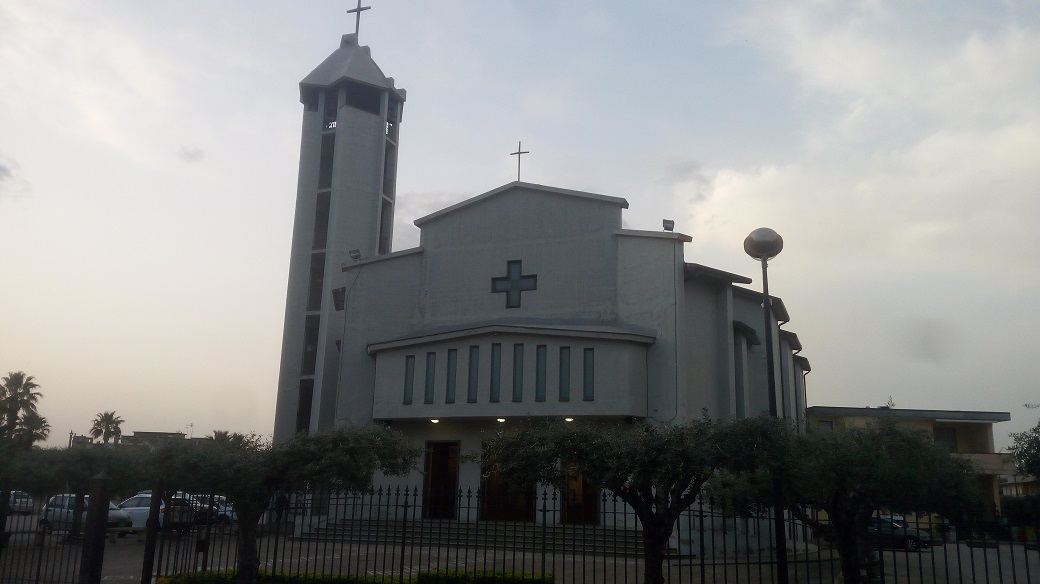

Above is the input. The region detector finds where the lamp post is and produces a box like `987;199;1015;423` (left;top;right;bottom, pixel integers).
744;227;789;584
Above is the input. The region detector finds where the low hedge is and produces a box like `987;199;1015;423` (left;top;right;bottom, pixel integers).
158;569;552;584
157;571;392;584
417;569;554;583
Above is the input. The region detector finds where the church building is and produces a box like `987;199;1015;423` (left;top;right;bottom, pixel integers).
272;29;810;523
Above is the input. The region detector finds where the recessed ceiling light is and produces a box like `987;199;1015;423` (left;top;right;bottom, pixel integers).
497;418;506;423
430;419;439;424
564;418;574;422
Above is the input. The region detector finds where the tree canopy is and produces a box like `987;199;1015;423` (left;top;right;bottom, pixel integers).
1010;417;1040;478
1;371;45;448
759;420;980;584
150;425;419;584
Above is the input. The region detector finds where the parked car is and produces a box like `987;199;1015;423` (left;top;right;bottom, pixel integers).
118;493;196;533
867;515;933;552
8;490;34;514
181;493;221;524
39;495;133;535
215;502;236;526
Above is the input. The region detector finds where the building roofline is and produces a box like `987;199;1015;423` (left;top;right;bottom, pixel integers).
368;322;656;354
616;229;693;243
684;263;752;284
779;329;802;351
341;247;424;272
732;286;791;322
806;406;1011;423
414;182;629;227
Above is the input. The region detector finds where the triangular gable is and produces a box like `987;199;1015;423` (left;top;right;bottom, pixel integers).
414;181;629;227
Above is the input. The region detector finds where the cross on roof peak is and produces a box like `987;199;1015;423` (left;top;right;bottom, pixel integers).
509;141;530;182
347;0;371;36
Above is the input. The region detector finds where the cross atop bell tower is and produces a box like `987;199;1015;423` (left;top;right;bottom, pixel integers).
347;0;370;35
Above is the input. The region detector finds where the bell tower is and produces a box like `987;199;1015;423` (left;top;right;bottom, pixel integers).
274;29;405;441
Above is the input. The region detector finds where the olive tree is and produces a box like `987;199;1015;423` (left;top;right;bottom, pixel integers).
152;426;419;584
763;421;980;584
481;416;781;584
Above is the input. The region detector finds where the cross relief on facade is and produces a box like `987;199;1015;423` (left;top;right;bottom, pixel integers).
491;260;537;308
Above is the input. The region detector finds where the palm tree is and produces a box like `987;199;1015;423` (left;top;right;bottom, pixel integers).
89;411;124;445
211;430;247;448
14;410;50;447
1;371;42;441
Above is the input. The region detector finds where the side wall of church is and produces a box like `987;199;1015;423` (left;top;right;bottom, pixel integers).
731;294;781;418
326;250;424;428
615;233;685;423
682;278;738;420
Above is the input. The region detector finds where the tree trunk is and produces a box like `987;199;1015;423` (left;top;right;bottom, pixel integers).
640;517;673;584
234;507;264;584
831;523;869;584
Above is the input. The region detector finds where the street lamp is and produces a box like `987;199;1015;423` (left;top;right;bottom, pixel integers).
744;227;789;584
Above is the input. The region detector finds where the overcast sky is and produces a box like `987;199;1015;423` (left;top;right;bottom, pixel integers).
2;1;1038;449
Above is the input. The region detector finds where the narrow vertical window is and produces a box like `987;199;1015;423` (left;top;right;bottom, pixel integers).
378;199;393;255
295;380;314;434
535;345;547;402
318;133;335;189
312;192;331;250
445;349;457;404
489;343;502;403
403;355;415;405
512;344;524;402
583;348;595;401
306;253;326;311
301;315;320;375
559;347;571;402
467;346;479;403
322;88;338;129
425;352;437;404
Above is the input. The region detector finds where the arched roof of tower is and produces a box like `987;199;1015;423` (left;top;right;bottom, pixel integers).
300;33;401;92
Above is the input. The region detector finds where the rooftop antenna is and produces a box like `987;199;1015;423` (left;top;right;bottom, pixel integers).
347;0;371;35
510;141;529;182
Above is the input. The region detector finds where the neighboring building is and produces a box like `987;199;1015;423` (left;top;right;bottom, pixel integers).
119;431;187;448
806;406;1014;516
68;434;94;447
1000;474;1039;498
272;28;811;525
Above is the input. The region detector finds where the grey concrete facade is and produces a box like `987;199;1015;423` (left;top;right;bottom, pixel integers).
272;34;811;523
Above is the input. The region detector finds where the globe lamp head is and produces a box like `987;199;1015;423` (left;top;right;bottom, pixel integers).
744;228;784;260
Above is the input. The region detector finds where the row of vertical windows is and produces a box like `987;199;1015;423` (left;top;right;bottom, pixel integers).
402;344;595;405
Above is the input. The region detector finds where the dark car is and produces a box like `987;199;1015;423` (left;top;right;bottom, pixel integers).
867;516;933;552
8;490;34;514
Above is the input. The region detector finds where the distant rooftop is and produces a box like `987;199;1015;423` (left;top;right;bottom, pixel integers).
806;406;1010;423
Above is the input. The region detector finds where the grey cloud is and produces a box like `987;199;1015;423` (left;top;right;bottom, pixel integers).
0;155;31;198
892;317;959;365
177;146;205;163
650;159;712;204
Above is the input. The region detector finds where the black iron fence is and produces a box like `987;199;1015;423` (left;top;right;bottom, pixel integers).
3;484;1040;583
153;486;1040;584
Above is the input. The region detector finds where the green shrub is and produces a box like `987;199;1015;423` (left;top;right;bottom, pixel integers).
159;569;552;584
417;569;553;584
158;571;400;584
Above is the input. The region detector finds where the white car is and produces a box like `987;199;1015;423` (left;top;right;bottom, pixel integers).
118;493;195;533
39;495;133;534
